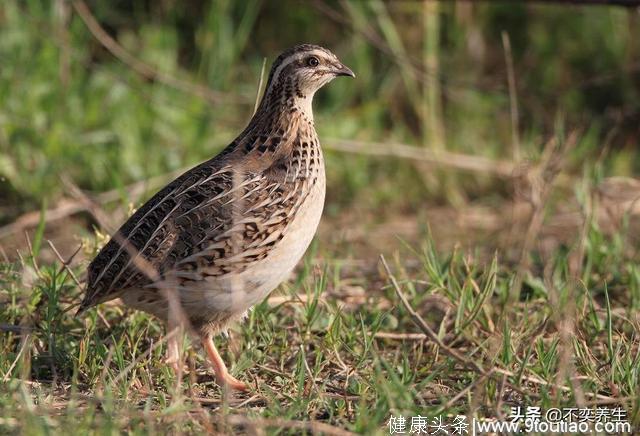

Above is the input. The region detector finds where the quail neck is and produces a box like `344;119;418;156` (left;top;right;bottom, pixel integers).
78;44;354;391
227;44;354;167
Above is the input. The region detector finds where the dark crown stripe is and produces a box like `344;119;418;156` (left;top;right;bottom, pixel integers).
263;44;325;94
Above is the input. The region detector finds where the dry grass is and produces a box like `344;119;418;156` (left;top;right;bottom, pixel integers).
2;173;640;433
2;1;640;434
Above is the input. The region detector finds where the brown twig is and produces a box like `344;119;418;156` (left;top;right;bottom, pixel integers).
71;0;237;105
0;198;87;240
326;139;517;177
508;131;580;302
0;168;184;240
1;333;31;382
61;178;183;314
23;232;41;277
253;58;267;116
379;254;488;375
438;368;494;412
55;0;71;88
501;31;520;162
381;253;616;406
373;332;427;340
47;240;82;287
0;140;519;242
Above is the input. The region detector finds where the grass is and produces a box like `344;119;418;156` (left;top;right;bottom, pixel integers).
1;218;639;433
2;0;640;434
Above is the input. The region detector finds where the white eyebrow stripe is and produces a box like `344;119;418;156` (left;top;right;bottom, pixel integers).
265;54;301;96
265;49;335;96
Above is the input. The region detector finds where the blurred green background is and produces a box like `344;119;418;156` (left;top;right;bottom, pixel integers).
0;0;638;247
1;2;640;433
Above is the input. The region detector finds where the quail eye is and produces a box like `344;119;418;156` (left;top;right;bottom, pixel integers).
307;56;319;67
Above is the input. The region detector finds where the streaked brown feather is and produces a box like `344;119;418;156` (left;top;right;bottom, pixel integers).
78;44;347;336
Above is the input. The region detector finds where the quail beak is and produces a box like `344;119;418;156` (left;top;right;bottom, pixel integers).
333;63;355;78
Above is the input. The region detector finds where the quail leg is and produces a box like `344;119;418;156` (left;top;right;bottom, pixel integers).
165;333;181;373
202;334;248;391
165;318;186;374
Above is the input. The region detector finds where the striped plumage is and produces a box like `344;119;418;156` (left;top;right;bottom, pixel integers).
78;44;354;390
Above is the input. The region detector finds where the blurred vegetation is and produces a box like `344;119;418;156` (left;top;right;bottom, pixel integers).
1;0;639;224
2;218;640;433
1;1;640;434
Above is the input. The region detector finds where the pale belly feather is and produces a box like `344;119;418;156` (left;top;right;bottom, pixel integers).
122;162;326;326
177;165;326;318
233;173;326;310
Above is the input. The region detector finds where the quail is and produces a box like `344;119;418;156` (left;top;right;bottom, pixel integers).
78;44;355;391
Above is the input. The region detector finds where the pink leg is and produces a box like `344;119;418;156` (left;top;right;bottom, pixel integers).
165;333;181;373
164;318;187;374
202;335;248;391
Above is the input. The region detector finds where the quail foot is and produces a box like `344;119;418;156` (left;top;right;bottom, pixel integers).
77;44;354;391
